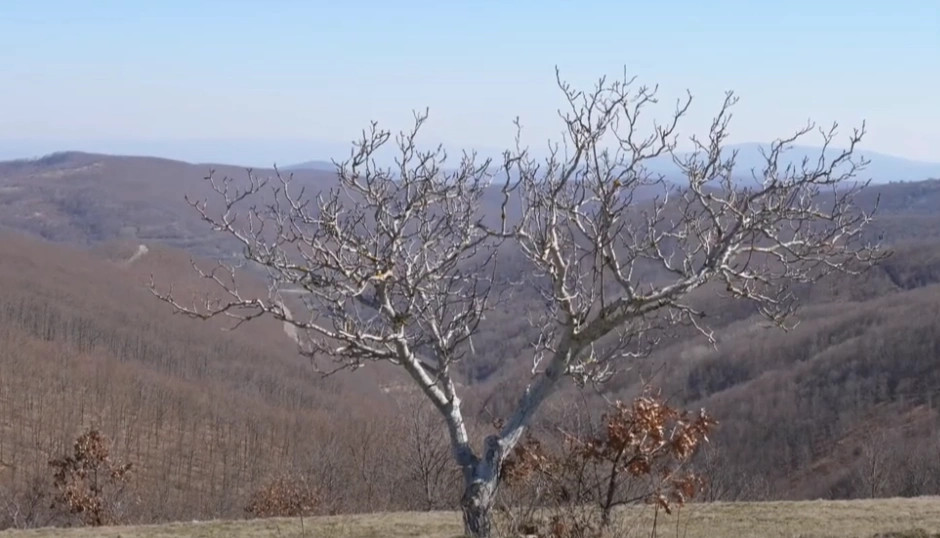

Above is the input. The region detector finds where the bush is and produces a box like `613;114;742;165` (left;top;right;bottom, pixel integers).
497;390;716;537
48;429;134;526
244;475;319;518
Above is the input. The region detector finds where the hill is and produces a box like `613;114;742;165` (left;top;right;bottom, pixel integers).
0;152;336;258
1;150;937;255
4;151;940;528
0;232;459;528
649;242;940;500
284;144;940;183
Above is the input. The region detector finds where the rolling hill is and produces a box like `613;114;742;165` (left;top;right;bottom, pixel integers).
0;232;448;527
3;150;940;528
1;150;937;253
0;152;336;258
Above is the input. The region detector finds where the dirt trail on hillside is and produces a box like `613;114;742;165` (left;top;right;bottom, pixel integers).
275;295;302;346
123;244;150;266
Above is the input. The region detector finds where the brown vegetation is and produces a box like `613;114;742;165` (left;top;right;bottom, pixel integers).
0;232;464;528
498;393;714;537
243;475;319;518
3;498;940;538
2;150;940;532
48;429;134;526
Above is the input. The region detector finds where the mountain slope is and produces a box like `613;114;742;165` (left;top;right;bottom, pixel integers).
4;151;940;522
2;150;937;256
642;144;940;184
630;239;940;500
0;152;336;257
0;232;447;526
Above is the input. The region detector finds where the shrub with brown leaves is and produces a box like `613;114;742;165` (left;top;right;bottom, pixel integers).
48;429;134;526
499;390;717;537
244;475;319;518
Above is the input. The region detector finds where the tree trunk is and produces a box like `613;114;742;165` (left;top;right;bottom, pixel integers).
461;478;496;538
460;437;502;537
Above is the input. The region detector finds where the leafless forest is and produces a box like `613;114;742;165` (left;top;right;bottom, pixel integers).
1;142;940;534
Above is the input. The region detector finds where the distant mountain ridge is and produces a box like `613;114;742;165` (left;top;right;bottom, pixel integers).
283;159;336;172
664;143;940;184
283;143;940;184
1;148;938;262
7;143;937;184
0;150;337;258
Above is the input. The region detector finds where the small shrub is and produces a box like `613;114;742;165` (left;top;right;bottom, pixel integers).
499;390;716;537
245;474;319;518
48;428;134;526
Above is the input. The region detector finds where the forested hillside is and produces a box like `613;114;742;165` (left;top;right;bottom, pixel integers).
2;154;940;528
653;241;940;500
0;233;465;526
0;152;335;258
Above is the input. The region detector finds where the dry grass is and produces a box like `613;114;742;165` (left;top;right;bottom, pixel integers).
0;511;463;538
3;497;940;538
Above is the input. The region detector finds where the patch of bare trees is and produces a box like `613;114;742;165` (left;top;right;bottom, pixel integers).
397;392;461;510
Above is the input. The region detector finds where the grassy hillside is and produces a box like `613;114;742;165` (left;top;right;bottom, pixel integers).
3;498;940;538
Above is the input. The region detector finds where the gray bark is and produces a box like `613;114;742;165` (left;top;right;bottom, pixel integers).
460;437;502;538
457;353;569;537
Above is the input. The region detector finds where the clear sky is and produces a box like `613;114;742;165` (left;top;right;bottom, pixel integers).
1;0;938;166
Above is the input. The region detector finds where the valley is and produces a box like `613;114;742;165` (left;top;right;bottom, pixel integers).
1;152;940;531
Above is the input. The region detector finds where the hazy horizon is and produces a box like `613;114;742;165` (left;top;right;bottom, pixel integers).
2;1;938;166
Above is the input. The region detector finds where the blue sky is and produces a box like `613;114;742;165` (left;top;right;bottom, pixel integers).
1;0;937;166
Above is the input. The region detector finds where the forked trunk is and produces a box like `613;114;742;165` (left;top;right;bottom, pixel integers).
461;477;497;537
460;438;502;537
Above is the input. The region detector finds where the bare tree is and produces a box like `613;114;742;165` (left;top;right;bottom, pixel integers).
697;445;771;502
395;392;460;510
152;69;885;537
857;429;893;499
0;475;53;530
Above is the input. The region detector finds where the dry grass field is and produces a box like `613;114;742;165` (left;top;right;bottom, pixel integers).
3;498;940;538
